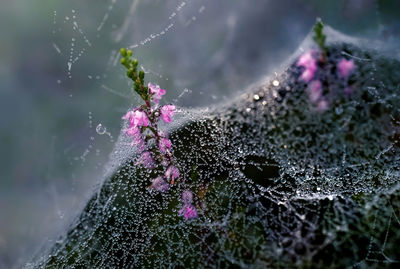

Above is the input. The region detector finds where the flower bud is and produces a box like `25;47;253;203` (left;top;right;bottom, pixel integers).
182;190;193;204
139;70;145;80
134;80;141;92
127;68;134;78
120;48;127;56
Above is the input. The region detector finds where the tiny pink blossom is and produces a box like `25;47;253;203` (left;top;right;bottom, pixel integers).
179;204;198;220
122;109;149;127
297;50;317;83
132;110;149;127
160;105;176;123
150;176;169;192
148;83;166;104
182;190;193;204
122;110;136;122
131;135;146;152
300;67;317;83
161;159;169;167
307;80;322;103
316;99;329;112
157;130;166;137
125;126;145;151
165;165;179;180
344;86;354;97
137;151;155;169
297;51;314;67
337;58;355;79
158;137;172;153
126;126;140;137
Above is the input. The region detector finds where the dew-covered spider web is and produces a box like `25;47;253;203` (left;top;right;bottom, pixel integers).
26;16;400;267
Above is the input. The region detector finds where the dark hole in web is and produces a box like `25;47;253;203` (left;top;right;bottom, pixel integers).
240;155;280;188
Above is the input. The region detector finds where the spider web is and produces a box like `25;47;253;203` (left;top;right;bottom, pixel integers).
26;19;400;267
14;0;400;268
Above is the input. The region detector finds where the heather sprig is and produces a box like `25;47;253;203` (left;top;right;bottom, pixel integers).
297;20;356;111
120;48;197;220
313;18;326;52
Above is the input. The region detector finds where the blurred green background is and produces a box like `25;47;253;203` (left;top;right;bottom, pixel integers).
0;0;399;267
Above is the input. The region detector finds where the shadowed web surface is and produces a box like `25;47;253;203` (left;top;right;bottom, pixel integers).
28;28;400;268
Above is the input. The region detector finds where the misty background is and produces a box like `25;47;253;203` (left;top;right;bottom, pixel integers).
0;0;399;267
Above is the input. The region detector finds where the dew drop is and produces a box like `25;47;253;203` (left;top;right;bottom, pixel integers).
96;124;107;135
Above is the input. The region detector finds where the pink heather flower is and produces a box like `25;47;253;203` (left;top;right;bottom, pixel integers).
122;110;149;127
125;126;145;151
148;83;166;104
137;151;155;169
122;110;136;122
150;176;169;192
179;204;198;220
161;159;169;167
165;165;179;180
344;86;354;97
158;137;172;154
300;68;317;83
182;190;193;204
307;80;322;103
160;105;176;123
126;126;140;137
157;130;166;137
132;136;146;152
337;58;355;79
316;99;329;112
297;50;317;83
132;110;149;127
297;50;314;67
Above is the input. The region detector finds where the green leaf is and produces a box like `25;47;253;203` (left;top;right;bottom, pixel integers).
313;18;326;51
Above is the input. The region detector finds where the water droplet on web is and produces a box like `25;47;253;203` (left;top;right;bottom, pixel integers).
58;211;64;219
335;106;343;115
96;124;107;135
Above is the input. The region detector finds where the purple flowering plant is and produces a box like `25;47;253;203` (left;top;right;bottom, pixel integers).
119;48;197;220
297;19;357;111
